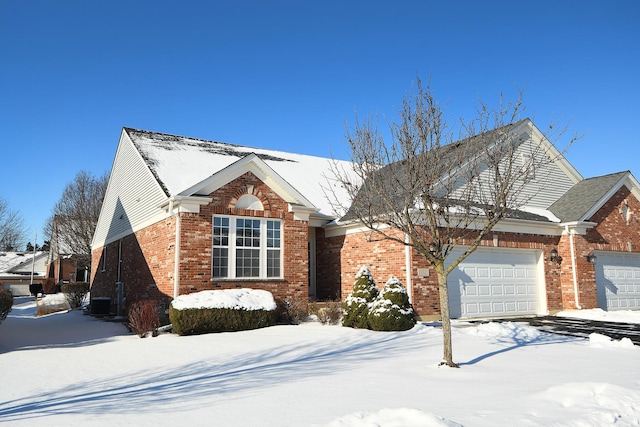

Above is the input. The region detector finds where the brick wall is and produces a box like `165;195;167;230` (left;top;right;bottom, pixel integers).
317;227;563;317
92;171;310;311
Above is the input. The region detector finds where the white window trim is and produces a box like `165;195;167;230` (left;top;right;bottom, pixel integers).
212;215;283;280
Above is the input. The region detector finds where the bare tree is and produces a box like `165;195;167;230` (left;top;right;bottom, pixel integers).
0;196;27;251
45;170;109;272
329;79;577;367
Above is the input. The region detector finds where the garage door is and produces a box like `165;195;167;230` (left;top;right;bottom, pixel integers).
595;252;640;311
447;248;540;319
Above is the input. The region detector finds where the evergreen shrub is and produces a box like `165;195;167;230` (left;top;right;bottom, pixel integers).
61;282;90;309
169;306;276;336
342;266;379;329
368;276;416;331
0;288;13;325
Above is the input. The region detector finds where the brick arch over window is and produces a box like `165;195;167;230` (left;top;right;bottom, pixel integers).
228;185;271;211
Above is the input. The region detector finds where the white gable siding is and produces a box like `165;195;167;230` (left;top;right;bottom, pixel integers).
92;132;169;248
513;138;576;208
449;136;576;210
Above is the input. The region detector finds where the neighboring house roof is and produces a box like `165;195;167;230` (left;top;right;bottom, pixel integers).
125;127;351;217
549;171;640;222
0;251;48;279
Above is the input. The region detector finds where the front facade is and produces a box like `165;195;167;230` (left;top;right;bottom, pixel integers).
91;123;640;318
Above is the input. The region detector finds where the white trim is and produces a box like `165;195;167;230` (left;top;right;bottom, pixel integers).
212;215;283;280
180;153;318;211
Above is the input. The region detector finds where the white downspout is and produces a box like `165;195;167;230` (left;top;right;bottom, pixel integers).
170;200;181;299
566;225;582;309
404;233;412;303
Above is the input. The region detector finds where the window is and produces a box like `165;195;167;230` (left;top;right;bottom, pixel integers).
212;216;282;279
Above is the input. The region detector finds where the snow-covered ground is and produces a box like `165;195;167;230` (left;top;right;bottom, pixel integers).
1;295;639;426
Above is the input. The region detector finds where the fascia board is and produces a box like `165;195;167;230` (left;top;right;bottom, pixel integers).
527;120;583;184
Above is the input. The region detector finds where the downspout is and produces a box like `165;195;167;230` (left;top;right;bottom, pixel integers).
404;233;412;304
170;200;181;299
566;225;582;310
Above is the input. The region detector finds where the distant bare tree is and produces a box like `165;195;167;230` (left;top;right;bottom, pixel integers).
328;79;578;367
45;170;108;272
0;196;27;251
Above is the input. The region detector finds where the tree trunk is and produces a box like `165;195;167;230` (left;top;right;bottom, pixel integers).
437;267;458;367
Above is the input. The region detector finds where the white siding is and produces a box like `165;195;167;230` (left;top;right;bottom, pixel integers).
92;132;169;248
450;137;576;210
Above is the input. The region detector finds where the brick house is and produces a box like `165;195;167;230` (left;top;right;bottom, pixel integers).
90;121;640;318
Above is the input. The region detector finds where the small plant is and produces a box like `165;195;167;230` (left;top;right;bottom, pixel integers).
128;300;160;338
342;266;379;329
277;298;308;325
316;301;342;325
0;288;13;325
369;276;416;332
61;282;90;309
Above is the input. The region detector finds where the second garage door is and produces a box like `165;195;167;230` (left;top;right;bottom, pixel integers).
595;252;640;311
447;248;541;319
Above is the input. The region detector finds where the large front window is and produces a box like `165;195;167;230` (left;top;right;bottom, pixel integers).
212;216;282;279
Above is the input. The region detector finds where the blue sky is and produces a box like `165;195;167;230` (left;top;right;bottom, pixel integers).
1;1;638;246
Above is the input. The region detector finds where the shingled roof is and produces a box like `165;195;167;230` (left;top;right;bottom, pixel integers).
548;171;629;222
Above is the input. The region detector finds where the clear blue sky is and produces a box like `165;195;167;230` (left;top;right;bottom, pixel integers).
1;1;639;246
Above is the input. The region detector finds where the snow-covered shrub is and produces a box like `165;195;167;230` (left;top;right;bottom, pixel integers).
128;300;160;338
0;287;13;325
342;266;379;329
368;276;416;332
61;282;90;309
169;289;277;336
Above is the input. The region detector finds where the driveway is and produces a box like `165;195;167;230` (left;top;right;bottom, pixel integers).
476;316;640;345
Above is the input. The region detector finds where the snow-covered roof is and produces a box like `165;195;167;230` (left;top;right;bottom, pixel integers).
0;251;47;274
126;128;352;217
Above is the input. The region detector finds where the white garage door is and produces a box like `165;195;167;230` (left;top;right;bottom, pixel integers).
447;248;540;319
595;252;640;311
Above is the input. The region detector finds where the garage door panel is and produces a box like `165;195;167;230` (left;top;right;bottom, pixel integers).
596;252;640;311
448;249;540;319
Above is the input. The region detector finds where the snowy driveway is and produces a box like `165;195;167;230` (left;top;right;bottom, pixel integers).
477;315;640;345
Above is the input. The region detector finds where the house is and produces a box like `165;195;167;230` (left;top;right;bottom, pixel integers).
0;251;48;296
90;121;640;319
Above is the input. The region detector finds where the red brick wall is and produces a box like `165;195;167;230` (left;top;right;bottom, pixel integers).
92;171;310;310
317;227;563;317
90;217;176;308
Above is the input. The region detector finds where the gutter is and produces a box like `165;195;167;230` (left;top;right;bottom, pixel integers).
565;225;582;310
169;199;181;299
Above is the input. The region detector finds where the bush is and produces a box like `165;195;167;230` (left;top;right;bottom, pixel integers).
316;301;342;325
369;276;416;332
169;305;276;336
61;282;90;309
276;298;308;325
342;266;379;329
128;300;161;338
0;288;13;325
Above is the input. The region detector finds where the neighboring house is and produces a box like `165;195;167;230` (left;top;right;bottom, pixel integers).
91;121;640;318
0;251;48;296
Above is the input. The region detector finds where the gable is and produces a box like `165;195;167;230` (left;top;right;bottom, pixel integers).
181;153;317;212
550;171;640;223
449;120;581;210
92;130;169;249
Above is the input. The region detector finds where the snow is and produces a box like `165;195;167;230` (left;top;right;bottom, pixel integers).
130;130;355;217
170;288;277;311
1;296;639;426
